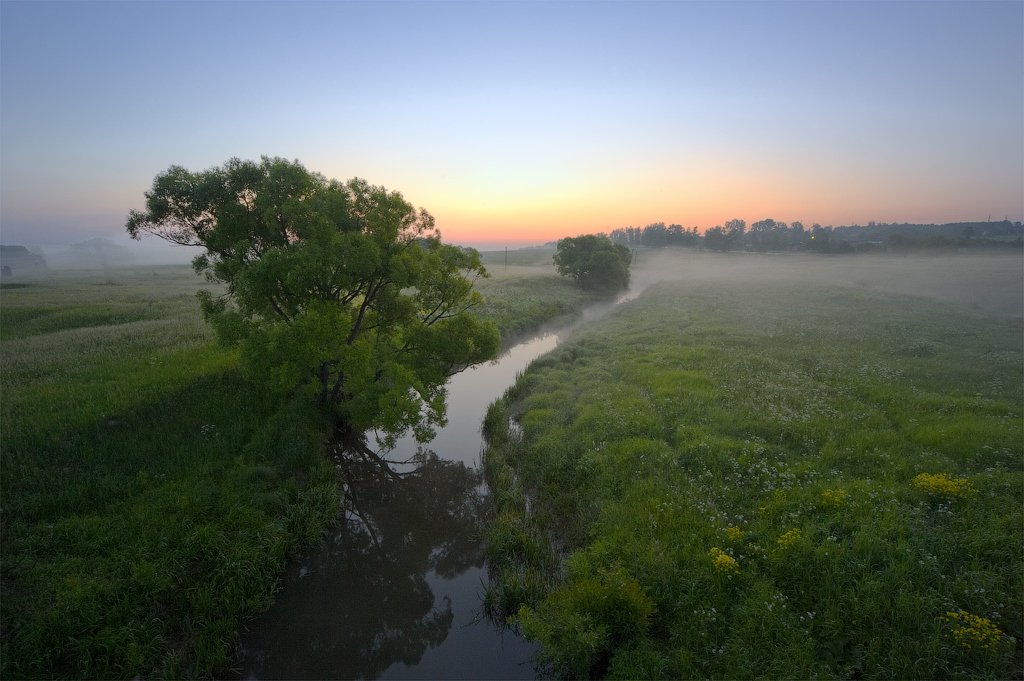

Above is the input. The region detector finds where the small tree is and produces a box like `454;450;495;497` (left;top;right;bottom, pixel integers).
127;157;499;449
552;235;631;294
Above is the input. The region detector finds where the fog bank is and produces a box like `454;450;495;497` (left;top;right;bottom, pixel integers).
629;250;1023;318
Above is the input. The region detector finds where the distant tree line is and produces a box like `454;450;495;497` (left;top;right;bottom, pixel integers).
594;219;1023;254
0;245;48;273
598;223;701;248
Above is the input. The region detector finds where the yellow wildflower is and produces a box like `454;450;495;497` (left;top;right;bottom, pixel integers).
724;526;744;543
912;473;976;500
776;529;803;551
942;610;1003;649
708;547;739;574
821;488;849;509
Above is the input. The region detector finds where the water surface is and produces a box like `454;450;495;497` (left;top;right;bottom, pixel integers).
236;292;639;679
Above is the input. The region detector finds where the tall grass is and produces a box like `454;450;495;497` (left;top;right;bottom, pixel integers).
484;280;1022;679
473;272;607;344
477;247;558;270
1;268;340;678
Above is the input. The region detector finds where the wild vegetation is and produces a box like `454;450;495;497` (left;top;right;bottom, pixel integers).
0;267;339;678
2;248;1020;679
483;263;1023;678
0;258;602;679
472;270;607;344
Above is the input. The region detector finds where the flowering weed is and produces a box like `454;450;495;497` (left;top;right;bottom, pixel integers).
942;610;1004;650
775;529;804;551
709;547;740;574
912;472;977;500
723;526;744;543
820;488;848;509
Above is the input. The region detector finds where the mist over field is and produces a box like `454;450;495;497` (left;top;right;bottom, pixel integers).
480;247;1023;319
628;251;1023;318
0;236;200;271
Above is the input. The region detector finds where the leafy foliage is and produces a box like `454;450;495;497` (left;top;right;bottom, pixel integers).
127;157;500;446
702;219;747;252
552;235;631;294
605;222;700;248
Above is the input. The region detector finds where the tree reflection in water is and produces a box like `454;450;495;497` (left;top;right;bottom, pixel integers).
236;444;486;680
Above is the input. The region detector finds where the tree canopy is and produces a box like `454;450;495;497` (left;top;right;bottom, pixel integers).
605;223;700;248
552;235;632;294
127;156;500;448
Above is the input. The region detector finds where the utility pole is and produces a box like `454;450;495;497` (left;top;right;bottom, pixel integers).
504;247;507;272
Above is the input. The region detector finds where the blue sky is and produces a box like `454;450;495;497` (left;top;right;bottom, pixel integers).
2;1;1021;256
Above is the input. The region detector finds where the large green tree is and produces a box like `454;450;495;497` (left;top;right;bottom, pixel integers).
552;234;631;294
127;157;499;449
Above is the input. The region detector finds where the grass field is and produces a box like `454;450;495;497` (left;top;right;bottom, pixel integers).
0;261;603;679
478;247;559;270
472;267;606;345
483;260;1023;679
1;267;341;678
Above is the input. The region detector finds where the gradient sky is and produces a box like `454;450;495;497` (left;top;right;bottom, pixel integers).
2;1;1022;255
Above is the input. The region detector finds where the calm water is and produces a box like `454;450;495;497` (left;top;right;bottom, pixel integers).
235;292;639;680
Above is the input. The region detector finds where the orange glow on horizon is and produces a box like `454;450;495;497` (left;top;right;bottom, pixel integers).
421;160;1021;247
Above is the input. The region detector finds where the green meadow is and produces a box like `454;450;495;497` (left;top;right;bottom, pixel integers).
473;248;606;343
2;253;1021;679
483;255;1023;679
1;267;341;678
473;271;605;344
0;263;598;679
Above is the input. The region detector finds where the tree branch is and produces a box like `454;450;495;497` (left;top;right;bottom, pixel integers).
267;295;291;323
346;278;384;346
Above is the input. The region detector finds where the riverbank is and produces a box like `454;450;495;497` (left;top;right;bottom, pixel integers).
473;270;608;347
0;263;605;678
483;278;1022;678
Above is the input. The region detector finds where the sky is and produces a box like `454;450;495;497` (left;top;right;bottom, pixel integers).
1;1;1022;257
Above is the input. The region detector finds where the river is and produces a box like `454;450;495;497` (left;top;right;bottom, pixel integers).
234;292;637;680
